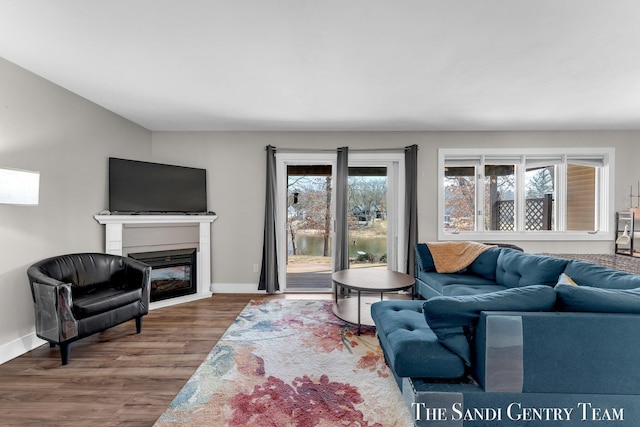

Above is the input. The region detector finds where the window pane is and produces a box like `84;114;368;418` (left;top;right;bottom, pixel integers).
525;166;556;230
566;163;596;231
348;168;388;267
286;165;333;290
444;166;476;231
484;165;515;231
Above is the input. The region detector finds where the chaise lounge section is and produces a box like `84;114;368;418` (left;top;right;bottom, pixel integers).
372;243;640;426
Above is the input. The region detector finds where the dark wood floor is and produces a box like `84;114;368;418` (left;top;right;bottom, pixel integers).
0;293;330;427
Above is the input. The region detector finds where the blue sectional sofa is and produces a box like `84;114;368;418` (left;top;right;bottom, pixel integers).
371;243;640;426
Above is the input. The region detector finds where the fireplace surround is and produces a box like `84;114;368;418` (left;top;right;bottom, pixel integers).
94;214;217;309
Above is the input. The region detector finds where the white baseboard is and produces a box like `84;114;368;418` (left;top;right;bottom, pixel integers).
0;332;46;365
212;283;267;294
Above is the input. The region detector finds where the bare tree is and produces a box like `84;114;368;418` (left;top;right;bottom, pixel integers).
348;176;387;228
287;175;332;256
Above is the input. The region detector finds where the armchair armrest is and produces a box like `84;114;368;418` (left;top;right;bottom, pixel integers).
31;280;78;343
119;257;151;287
119;257;151;310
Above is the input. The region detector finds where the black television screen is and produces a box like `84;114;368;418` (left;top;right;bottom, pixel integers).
109;158;207;213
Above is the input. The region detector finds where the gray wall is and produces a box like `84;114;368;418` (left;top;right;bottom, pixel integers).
151;131;640;288
0;58;151;359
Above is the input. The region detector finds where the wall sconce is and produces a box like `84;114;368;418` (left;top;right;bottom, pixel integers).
0;167;40;205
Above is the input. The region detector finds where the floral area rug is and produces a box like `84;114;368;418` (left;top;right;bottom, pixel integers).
154;299;413;427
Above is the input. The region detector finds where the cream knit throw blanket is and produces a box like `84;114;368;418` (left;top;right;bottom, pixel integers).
426;241;495;273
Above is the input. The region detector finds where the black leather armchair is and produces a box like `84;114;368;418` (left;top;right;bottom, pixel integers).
27;253;151;365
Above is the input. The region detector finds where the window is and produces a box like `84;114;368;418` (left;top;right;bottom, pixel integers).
439;148;614;241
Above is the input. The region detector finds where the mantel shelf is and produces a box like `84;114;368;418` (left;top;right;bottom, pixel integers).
94;214;217;225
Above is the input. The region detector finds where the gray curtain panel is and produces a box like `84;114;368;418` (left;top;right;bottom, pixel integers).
258;145;279;293
334;146;350;272
404;144;419;275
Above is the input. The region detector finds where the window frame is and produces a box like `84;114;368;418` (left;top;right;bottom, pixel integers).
438;147;615;241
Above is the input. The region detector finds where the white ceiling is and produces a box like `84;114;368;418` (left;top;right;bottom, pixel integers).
1;0;640;132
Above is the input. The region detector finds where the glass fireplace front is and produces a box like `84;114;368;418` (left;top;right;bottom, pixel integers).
129;248;197;302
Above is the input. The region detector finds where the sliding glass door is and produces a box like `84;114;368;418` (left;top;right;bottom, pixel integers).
276;152;405;292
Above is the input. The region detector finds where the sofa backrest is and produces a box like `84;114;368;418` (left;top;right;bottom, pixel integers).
468;247;502;281
496;249;569;288
415;243;435;272
563;260;640;289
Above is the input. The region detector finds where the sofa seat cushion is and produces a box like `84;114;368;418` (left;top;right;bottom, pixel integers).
555;283;640;313
496;249;569;288
73;287;143;318
563;260;640;290
423;285;557;366
418;271;498;294
371;300;465;379
442;284;509;297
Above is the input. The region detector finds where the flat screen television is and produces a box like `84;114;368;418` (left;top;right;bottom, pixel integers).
109;158;207;214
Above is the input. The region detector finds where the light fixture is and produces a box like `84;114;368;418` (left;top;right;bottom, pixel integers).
0;167;40;205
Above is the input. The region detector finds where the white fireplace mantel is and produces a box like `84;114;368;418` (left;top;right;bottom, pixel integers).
94;214;217;309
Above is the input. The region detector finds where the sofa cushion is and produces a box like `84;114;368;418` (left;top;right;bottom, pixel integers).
73;287;143;318
496;249;569;288
418;271;498;294
442;284;509;297
555;283;640;313
371;300;466;379
468;247;502;281
423;285;557;366
563;260;640;290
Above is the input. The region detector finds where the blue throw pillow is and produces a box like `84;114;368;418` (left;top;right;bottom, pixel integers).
423;285;557;366
555;283;640;313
